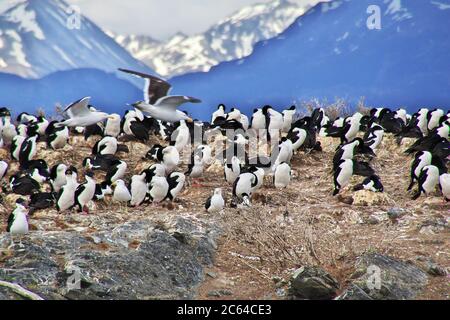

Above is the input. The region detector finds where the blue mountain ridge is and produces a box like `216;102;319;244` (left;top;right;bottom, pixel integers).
170;0;450;120
0;69;142;116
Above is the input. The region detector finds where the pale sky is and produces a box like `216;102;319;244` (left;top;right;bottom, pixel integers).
67;0;277;40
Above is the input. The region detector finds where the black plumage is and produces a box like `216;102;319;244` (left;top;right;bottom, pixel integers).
83;154;119;172
353;175;384;192
130;120;150;142
376;109;404;134
18;136;37;166
291;117;318;149
10;174;40;195
145;144;164;161
204;196;212;211
432;139;450;160
83;124;104;140
29;192;55;215
405;135;447;155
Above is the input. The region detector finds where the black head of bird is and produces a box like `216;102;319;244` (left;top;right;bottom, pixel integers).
0;107;11;117
359;115;373;130
82;157;92;168
16;198;28;208
85;171;95;178
262;105;271;114
68;166;78;174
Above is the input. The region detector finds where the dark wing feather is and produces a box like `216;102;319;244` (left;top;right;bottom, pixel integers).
6;213;14;232
130;121;149;142
74;184;86;207
251;173;258;188
232;176;240;197
118;68;171;104
205;196;212;210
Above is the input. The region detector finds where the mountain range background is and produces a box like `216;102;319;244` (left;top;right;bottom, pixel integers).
0;0;449;119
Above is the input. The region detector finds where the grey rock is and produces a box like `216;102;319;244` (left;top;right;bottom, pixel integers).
276;288;286;297
338;253;428;300
366;215;381;225
207;289;233;297
426;263;447;277
387;207;406;219
0;217;219;300
288;266;340;300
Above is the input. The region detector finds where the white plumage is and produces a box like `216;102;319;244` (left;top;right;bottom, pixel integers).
57;170;78;212
130;173;148;207
148;176;169;203
273;163;291;189
205;188;225;213
439;173;450;201
104;113;121;137
112;179;132;203
224;156;241;184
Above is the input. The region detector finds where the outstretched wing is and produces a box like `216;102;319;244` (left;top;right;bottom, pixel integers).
118;68;171;104
154;96;201;109
63;97;91;119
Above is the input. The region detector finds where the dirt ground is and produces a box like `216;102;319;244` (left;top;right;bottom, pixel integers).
0;132;448;300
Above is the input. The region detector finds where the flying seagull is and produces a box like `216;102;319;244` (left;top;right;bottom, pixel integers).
57;97;113;127
118;68;201;123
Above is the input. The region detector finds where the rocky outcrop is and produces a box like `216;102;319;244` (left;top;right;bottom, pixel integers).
0;217;219;300
338;254;429;300
288;266;340;300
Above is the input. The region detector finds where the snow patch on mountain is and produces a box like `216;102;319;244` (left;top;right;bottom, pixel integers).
4;3;45;40
431;0;450;10
0;0;155;80
112;0;322;77
384;0;413;21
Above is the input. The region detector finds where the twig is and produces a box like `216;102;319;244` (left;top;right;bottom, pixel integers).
0;280;44;300
236;257;272;281
1;268;36;272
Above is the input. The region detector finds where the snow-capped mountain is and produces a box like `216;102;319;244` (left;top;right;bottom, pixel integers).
112;0;318;77
171;0;450;120
0;0;155;79
106;31;161;58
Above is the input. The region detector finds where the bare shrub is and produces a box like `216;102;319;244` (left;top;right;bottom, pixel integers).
218;204;353;273
356;97;370;115
300;98;353;120
36;107;46;118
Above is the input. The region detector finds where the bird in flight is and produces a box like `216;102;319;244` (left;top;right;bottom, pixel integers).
119;68;201;123
57;97;114;127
